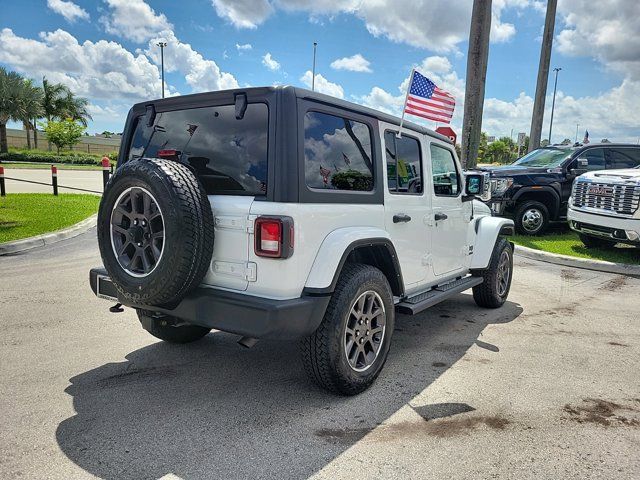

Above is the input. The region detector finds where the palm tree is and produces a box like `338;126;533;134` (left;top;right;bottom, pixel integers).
61;91;92;127
40;77;92;149
0;67;26;154
20;79;43;150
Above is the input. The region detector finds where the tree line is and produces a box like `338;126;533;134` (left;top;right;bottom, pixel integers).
0;67;92;154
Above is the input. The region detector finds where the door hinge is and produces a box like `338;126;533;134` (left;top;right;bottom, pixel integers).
212;261;257;282
246;214;257;233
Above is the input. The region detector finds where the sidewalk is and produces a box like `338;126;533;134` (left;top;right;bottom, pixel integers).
2;168;103;194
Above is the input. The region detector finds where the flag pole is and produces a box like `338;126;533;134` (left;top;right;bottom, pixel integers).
397;68;415;139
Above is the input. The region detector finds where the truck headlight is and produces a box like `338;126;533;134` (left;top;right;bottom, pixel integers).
490;177;513;196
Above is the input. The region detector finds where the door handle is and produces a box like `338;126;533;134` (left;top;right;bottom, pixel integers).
434;212;448;221
393;213;412;223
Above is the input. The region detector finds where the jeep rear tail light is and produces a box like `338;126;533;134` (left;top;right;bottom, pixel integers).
157;149;178;158
254;216;294;258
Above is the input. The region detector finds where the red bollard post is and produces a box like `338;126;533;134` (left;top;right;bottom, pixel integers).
101;157;110;190
0;166;6;196
51;165;58;196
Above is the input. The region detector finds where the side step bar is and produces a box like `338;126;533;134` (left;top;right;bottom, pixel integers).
396;276;483;315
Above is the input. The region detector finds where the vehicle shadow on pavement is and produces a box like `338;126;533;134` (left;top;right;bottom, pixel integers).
56;295;522;480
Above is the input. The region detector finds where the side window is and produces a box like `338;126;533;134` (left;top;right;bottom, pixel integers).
430;144;460;196
385;131;423;194
304;111;374;191
578;148;605;171
606;148;640;169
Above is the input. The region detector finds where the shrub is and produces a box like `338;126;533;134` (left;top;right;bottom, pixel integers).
0;150;103;165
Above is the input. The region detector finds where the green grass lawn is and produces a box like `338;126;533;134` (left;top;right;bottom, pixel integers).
512;229;640;265
0;193;100;243
0;162;105;171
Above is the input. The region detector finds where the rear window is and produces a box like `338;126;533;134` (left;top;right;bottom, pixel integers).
128;103;268;195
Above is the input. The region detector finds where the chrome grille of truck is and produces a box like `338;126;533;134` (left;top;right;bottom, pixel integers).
572;181;640;216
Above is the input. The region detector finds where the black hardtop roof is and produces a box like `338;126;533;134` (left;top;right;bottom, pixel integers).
541;143;640;155
133;85;453;144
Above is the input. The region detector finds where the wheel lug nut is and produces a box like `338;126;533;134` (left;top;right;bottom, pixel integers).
355;330;359;336
358;319;363;325
137;242;142;247
366;330;370;335
359;338;364;344
134;219;138;225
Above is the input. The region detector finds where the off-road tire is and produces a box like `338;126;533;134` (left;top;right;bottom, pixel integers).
300;263;395;395
514;200;550;235
137;310;210;344
471;238;513;308
579;233;616;249
97;158;214;306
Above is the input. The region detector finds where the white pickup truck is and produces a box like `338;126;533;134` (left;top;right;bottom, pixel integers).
568;166;640;248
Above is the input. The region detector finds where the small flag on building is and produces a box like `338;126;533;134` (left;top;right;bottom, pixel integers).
583;130;589;144
187;124;198;136
403;70;455;124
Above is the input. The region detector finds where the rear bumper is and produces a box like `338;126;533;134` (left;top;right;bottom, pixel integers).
89;268;330;340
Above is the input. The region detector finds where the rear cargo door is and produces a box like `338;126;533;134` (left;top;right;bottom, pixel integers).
125;100;271;292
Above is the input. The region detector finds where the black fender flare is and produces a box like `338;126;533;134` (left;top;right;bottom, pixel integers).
512;185;561;217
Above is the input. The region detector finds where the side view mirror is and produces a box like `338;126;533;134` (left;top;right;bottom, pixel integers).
463;171;491;202
570;159;588;176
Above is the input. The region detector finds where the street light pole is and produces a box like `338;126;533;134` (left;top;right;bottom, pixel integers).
312;42;317;91
156;41;167;98
548;67;561;144
575;123;580;143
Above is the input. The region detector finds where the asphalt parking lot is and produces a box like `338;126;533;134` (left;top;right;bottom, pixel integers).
1;230;638;480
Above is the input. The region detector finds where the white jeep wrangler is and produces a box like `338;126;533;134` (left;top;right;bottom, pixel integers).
90;86;515;395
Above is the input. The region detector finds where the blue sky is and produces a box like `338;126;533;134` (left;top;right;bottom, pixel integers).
1;0;638;143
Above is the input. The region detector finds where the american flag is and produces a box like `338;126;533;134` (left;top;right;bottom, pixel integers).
403;70;455;124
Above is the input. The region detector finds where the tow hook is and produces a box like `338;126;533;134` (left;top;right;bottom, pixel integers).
109;303;124;313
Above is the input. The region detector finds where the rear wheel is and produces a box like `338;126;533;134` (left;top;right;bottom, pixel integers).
137;310;210;344
472;238;513;308
514;200;549;235
300;264;394;395
579;233;617;249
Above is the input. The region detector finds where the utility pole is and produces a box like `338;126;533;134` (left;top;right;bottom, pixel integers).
548;67;561;144
461;0;492;169
575;123;579;143
156;41;167;98
528;0;558;152
312;42;318;91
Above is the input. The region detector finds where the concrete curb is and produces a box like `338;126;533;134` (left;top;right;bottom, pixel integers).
0;214;97;256
514;244;640;277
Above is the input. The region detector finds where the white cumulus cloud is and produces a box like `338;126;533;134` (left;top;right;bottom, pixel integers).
300;71;344;98
101;0;173;43
211;0;274;28
46;0;89;23
262;52;281;71
236;43;252;51
0;28;164;101
210;0;533;52
330;54;372;73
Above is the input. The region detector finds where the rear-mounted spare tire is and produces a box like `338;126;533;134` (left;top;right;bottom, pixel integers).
97;158;214;306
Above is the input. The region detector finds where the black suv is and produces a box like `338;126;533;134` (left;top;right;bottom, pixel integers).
485;143;640;235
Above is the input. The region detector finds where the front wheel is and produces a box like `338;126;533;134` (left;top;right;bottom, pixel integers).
579;233;617;249
472;238;513;308
137;310;210;344
300;264;395;395
514;200;549;235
